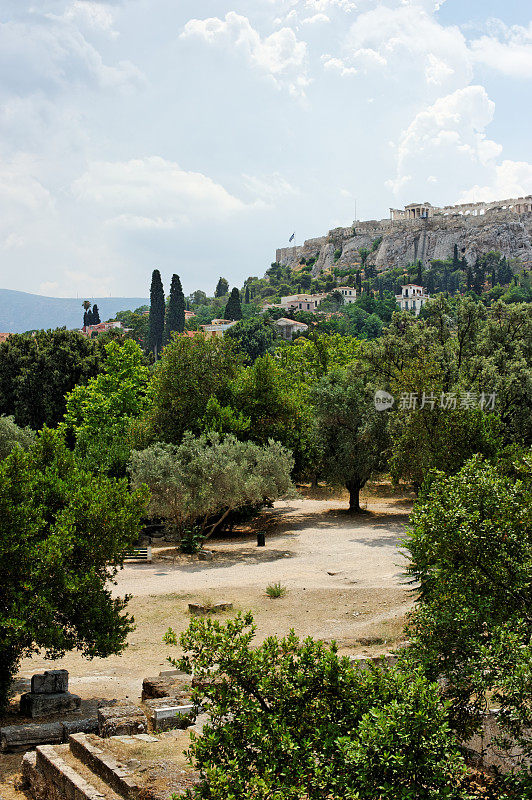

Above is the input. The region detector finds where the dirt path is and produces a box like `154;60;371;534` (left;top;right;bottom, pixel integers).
16;487;415;705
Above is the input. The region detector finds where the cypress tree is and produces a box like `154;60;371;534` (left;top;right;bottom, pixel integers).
83;311;89;327
224;288;242;321
86;308;94;326
244;285;250;304
164;274;186;343
452;244;460;270
215;277;229;297
148;269;165;358
92;304;101;324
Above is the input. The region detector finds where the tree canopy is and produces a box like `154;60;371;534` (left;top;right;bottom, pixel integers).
0;329;105;430
63;339;150;476
0;428;148;710
405;451;532;753
129;432;294;543
164;273;185;343
148;268;165;358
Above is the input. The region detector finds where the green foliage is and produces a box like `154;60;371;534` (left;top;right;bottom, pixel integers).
148;269;165;358
405;452;532;759
359;246;370;267
164;274;185;343
0;415;35;460
311;369;388;511
0;428;148;711
115;307;149;347
0;329;105;430
229;354;316;477
224;317;277;362
215;277;229;298
129;433;295;543
165;614;469;800
361;296;532;486
333;248;342;262
275;333;360;383
147;334;242;444
371;236;383;252
63;339;150;476
224;287;243;321
265;582;286;598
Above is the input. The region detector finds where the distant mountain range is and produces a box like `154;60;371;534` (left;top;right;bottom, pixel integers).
0;289;149;334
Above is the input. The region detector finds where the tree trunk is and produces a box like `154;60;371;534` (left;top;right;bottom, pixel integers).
347;481;362;513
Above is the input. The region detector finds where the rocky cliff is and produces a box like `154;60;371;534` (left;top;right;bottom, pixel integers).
276;211;532;276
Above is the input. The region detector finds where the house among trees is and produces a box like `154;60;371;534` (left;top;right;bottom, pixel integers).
395;284;430;315
275;318;309;340
200;319;238;338
80;320;130;337
335;286;357;304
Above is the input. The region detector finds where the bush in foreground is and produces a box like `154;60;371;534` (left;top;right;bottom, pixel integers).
165;614;470;800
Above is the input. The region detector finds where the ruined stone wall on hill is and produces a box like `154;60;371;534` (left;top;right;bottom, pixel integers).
275;211;532;276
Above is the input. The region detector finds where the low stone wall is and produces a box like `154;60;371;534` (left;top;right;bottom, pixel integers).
1;719;98;753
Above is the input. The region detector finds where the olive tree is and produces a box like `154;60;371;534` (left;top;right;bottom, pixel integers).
311;368;388;511
0;415;34;460
129;432;295;542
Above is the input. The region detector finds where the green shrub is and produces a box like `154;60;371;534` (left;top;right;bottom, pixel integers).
265;582;286;598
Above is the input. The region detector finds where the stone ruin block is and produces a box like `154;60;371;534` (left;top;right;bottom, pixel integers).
141;673;192;701
1;722;63;752
98;704;148;738
31;670;69;695
144;698;197;732
20;691;81;718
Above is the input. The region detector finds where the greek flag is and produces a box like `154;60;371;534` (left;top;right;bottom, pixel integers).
289;232;295;242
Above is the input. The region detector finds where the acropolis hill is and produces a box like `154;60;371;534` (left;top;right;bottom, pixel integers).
276;195;532;275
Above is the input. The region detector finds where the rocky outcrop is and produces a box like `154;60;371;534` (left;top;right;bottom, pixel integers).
276;211;532;274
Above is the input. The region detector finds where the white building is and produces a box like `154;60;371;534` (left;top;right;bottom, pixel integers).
336;286;357;304
275;318;309;340
395;285;430;315
279;293;327;312
200;319;238;338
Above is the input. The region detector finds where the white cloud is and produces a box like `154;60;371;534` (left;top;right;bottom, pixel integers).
334;2;470;94
322;56;357;77
62;1;118;35
457;161;532;203
305;0;355;11
301;13;330;25
387;86;502;193
72;156;248;227
181;12;309;96
242;172;300;205
470;20;532;78
0;19;143;94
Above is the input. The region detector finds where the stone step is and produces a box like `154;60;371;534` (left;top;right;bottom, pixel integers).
59;745;128;800
23;743;123;800
22;733;144;800
68;733;139;799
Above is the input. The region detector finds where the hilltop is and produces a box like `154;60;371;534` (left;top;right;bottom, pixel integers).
0;289;148;334
276;198;532;276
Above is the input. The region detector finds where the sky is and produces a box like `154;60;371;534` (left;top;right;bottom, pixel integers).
0;0;531;299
